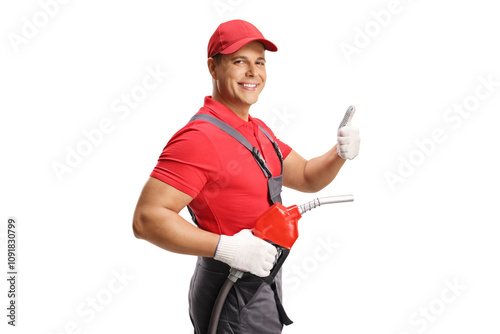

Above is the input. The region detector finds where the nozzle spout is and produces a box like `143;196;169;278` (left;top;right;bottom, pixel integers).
298;195;354;214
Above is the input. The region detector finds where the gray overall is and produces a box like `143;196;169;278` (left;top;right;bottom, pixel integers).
187;114;291;334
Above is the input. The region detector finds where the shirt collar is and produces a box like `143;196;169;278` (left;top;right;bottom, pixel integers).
202;96;253;130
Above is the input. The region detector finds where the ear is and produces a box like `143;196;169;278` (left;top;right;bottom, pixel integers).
207;58;217;80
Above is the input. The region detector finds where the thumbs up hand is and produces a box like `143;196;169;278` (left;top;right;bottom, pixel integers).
337;105;360;160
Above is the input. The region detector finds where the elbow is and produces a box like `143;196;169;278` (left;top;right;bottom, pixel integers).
132;221;143;239
132;210;147;239
301;162;328;193
304;184;325;193
302;174;326;193
289;182;324;194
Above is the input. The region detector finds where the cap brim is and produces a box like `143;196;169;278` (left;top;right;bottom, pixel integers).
220;37;278;55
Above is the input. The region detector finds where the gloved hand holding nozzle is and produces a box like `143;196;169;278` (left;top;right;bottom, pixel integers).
213;229;278;277
337;105;360;160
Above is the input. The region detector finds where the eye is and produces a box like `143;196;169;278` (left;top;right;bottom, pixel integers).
234;60;245;65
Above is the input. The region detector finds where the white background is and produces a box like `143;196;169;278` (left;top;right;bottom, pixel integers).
1;0;499;333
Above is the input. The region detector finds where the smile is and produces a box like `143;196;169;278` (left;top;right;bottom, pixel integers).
238;82;258;90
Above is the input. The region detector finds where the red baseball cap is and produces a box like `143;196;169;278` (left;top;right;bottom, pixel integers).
207;20;278;58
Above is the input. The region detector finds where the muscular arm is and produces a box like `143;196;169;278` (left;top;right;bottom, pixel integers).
283;147;346;193
132;177;219;257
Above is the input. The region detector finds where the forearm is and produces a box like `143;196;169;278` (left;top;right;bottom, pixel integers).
133;206;219;258
303;145;346;192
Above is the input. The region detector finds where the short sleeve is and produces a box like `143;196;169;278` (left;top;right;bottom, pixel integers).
276;138;292;160
150;127;221;198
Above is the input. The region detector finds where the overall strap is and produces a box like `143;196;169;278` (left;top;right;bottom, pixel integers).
258;126;283;172
189;114;276;178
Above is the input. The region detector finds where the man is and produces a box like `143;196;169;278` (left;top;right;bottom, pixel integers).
133;20;360;334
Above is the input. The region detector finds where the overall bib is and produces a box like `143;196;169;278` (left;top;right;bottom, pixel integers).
187;114;291;334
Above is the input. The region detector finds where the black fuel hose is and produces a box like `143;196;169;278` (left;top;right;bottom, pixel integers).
208;268;243;334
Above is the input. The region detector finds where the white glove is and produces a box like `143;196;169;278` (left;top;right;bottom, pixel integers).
337;105;360;160
214;229;277;277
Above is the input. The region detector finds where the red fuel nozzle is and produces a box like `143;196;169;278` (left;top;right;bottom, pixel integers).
251;195;354;250
252;203;302;250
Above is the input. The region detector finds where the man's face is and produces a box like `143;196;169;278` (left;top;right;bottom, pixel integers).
210;41;267;113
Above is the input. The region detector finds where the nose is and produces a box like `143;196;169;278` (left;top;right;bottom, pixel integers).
246;63;256;77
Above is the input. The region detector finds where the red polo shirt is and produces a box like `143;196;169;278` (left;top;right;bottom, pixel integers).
151;96;292;236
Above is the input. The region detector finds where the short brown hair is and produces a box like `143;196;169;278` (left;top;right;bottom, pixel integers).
212;53;222;64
